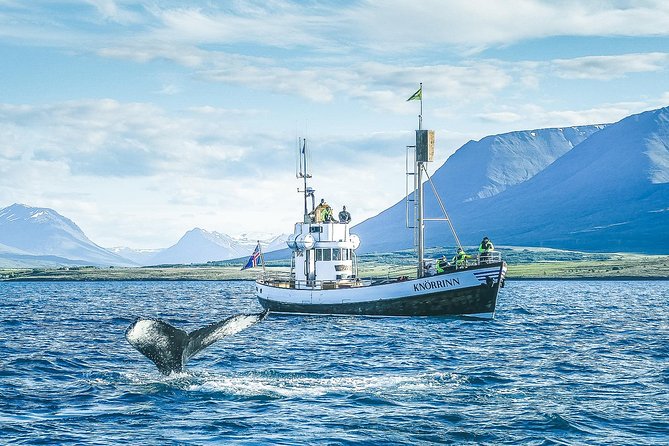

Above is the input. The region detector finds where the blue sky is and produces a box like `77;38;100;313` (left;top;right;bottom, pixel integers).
0;0;668;248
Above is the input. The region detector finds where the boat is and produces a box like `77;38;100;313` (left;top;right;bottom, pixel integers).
256;90;506;318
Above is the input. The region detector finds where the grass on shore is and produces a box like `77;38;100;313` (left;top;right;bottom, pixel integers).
1;248;668;281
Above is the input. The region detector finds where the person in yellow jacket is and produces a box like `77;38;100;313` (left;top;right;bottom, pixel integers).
322;202;334;222
478;236;494;262
452;247;471;268
312;199;333;223
435;256;449;274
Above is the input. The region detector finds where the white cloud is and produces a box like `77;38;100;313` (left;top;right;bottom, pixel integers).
344;0;669;52
477;112;524;123
0;100;280;178
151;4;334;49
84;0;141;24
552;52;669;80
476;99;669;130
4;1;669;55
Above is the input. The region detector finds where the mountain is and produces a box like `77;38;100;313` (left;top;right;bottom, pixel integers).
428;125;604;203
143;229;289;265
353;106;669;254
0;202;289;267
146;228;248;265
456;106;669;252
352;124;606;252
0;203;136;266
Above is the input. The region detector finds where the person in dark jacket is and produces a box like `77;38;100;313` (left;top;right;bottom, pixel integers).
338;206;351;223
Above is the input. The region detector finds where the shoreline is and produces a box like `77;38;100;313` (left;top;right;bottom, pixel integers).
1;266;667;282
3;277;668;282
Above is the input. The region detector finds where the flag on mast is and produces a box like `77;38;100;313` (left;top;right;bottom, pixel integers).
241;242;263;270
406;86;422;101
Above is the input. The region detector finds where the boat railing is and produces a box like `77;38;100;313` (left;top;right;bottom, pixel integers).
425;250;503;273
477;251;502;265
356;265;417;284
258;272;368;290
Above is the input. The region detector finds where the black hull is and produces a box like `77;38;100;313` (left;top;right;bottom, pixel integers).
257;281;500;317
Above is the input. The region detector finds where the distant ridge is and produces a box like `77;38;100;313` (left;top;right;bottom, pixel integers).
146;228;249;265
142;229;289;266
0;203;135;266
0;203;289;267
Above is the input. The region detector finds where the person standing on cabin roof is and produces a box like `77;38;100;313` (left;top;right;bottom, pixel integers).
338;206;351;224
312;199;333;223
322;201;334;222
312;199;326;223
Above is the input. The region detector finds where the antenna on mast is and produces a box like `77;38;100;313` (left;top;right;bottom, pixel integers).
297;138;315;223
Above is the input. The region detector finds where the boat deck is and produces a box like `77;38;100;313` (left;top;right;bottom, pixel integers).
258;253;504;291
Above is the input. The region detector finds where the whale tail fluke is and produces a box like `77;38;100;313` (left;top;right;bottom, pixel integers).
126;309;269;375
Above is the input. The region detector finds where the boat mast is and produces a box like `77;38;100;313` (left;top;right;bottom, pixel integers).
408;83;433;279
416;84;424;278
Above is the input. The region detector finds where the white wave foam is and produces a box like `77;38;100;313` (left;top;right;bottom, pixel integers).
186;372;466;398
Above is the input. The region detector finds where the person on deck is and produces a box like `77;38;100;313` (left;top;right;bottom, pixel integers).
452;247;471;269
338;206;351;224
436;256;449;274
478;236;494;262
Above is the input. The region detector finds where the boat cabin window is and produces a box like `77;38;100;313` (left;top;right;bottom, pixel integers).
315;248;351;262
332;249;341;261
310;226;323;233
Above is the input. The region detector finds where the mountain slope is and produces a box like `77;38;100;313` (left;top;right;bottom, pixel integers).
455;106;669;252
352;125;605;252
0;203;135;266
147;228;248;265
146;229;290;265
430;125;604;203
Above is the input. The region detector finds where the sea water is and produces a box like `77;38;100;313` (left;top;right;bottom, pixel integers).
1;280;668;445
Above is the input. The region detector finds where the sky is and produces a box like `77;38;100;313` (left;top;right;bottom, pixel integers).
0;0;668;249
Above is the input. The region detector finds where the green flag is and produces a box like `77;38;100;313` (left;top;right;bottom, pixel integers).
406;86;422;101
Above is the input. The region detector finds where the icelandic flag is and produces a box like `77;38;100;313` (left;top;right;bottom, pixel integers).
241;243;262;270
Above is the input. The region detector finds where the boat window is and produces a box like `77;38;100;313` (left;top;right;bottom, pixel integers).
323;249;331;261
316;249;322;261
332;249;341;261
343;249;349;260
310;226;323;233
